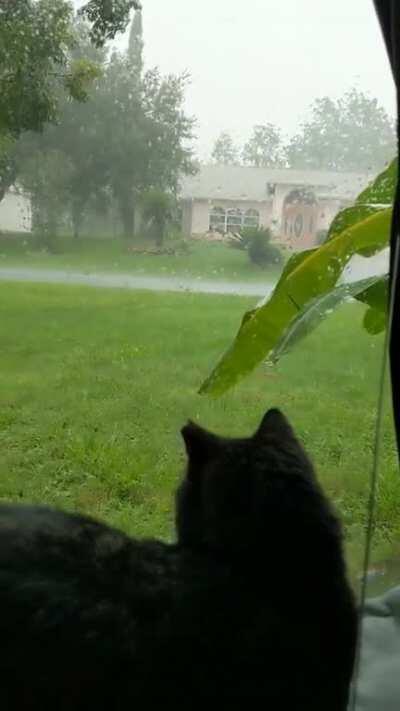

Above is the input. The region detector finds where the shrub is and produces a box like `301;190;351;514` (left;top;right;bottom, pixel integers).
141;190;173;247
241;226;282;268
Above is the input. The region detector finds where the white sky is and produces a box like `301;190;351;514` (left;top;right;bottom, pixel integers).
76;0;396;160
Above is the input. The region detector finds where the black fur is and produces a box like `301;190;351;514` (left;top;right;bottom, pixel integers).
0;409;357;709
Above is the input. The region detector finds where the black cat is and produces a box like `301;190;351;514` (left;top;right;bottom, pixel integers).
0;409;357;709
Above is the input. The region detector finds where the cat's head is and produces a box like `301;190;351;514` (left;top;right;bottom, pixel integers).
176;409;327;557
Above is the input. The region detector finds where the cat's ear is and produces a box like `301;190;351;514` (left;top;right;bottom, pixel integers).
181;421;220;462
255;408;294;440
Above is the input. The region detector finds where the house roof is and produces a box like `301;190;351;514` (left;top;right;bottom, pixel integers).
180;164;371;202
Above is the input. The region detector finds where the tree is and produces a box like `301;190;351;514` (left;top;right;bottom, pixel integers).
15;20;109;241
0;0;139;202
242;124;283;168
127;8;144;75
13;8;196;242
21;148;73;251
285;88;396;172
90;11;196;240
79;0;141;46
0;136;18;203
211;132;239;165
141;190;172;247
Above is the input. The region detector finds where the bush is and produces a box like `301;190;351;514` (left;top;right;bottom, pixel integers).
141;190;173;247
227;231;248;250
241;227;282;268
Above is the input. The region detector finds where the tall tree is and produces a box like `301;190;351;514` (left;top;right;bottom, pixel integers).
211;132;239;165
242;124;283;168
79;0;141;46
0;0;132;203
285;88;396;172
91;16;196;239
127;8;144;75
15;20;108;240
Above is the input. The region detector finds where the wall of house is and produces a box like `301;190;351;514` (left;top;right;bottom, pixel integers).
211;199;272;229
188;198;272;236
316;198;347;232
184;190;352;249
191;199;211;234
0;190;31;233
280;201;320;250
270;184;292;233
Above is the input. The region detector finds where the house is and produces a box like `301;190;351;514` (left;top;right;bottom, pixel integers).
0;187;32;234
180;165;370;250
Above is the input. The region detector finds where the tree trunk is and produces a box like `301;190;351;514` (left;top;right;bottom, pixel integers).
72;204;84;240
154;220;164;248
119;200;135;240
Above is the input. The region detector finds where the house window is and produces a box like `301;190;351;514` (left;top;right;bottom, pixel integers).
226;208;243;232
209;206;226;232
309;217;314;233
244;208;260;228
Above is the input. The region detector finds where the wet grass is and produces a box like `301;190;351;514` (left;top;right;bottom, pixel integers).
0;281;399;578
0;235;283;283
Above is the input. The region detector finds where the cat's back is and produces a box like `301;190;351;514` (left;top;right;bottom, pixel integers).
0;503;181;708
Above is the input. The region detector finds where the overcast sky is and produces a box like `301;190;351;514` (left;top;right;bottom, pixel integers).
77;0;396;159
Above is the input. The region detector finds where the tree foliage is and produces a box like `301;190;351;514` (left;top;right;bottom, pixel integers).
285;89;396;172
141;190;172;247
0;0;135;202
211;132;239;165
79;0;141;47
15;10;196;242
242;124;283;168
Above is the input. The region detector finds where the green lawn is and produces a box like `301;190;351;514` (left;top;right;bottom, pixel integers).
0;235;283;283
0;281;398;581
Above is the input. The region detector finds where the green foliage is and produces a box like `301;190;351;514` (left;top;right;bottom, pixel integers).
21;149;73;251
0;0;126;205
79;0;141;47
0;0;139;160
64;59;102;102
0;0;73;138
14;11;195;241
0;135;18;201
127;8;143;75
211;132;239;165
141;190;173;246
285;89;396;172
89;38;195;239
239;227;282;268
200;160;395;396
242;124;283;168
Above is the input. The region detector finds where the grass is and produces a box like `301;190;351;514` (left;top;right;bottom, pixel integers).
0;281;399;584
0;234;283;283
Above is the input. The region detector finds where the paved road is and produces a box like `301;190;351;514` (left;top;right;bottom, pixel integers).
0;266;274;297
0;250;389;298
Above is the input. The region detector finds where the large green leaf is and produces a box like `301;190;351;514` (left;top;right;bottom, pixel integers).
266;275;386;365
356;274;388;312
357;275;389;335
363;308;387;335
356;158;397;206
200;209;391;396
325;159;396;250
